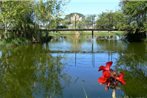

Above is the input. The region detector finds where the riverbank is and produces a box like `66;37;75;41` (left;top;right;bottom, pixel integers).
0;38;31;48
49;31;125;36
0;31;146;48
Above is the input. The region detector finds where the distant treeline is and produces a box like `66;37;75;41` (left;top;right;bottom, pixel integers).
0;0;146;42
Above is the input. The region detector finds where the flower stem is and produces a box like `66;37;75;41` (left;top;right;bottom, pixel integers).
112;89;116;98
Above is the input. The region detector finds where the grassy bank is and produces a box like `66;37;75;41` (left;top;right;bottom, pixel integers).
0;38;31;48
0;31;125;48
48;31;125;37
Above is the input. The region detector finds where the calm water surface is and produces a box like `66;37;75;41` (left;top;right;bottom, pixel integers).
0;34;147;98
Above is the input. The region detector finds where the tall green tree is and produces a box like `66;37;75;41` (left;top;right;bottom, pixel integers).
0;1;33;39
84;15;96;29
120;1;147;41
0;0;66;42
96;11;127;30
34;0;66;29
120;0;147;31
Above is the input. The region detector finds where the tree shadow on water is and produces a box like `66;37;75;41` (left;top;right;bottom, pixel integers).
115;42;147;98
0;45;70;98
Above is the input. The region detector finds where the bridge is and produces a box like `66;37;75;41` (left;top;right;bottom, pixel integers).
39;28;122;38
1;28;124;40
40;28;119;31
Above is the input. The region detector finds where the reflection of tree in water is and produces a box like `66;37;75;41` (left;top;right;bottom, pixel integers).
96;40;127;52
66;32;87;52
115;42;147;97
71;32;81;52
0;45;68;98
96;40;127;61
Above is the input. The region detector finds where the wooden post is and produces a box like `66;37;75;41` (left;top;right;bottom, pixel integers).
45;31;48;43
92;39;95;67
92;30;94;39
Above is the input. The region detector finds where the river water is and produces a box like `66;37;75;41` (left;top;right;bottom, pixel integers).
0;34;147;98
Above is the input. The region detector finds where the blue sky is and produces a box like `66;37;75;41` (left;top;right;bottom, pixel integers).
64;0;121;15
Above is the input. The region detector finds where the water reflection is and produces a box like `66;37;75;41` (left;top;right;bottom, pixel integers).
96;40;127;52
0;35;147;97
0;45;69;98
47;36;125;97
115;42;147;97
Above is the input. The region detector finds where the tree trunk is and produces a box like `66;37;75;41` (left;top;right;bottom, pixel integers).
4;25;7;39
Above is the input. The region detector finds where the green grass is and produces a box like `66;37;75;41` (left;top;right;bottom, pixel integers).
83;31;125;36
48;31;125;37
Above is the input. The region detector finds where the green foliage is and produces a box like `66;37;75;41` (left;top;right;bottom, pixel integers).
96;11;127;30
115;42;147;97
144;22;147;31
0;0;66;42
0;1;34;39
0;45;67;98
120;1;147;31
34;0;66;28
84;15;96;29
0;38;30;48
119;1;147;41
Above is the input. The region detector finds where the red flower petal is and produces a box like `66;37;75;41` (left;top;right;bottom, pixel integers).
116;72;126;85
98;61;113;72
98;71;111;85
98;76;107;84
103;71;111;78
98;66;105;71
105;61;113;70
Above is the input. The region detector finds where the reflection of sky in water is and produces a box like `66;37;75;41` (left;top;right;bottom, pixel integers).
48;37;103;52
0;51;2;58
47;38;147;97
47;36;126;53
51;53;123;98
48;40;71;51
48;36;124;97
1;37;147;98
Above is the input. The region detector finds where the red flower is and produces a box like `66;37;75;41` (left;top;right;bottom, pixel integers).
98;61;126;91
116;72;126;85
98;71;111;84
98;61;113;72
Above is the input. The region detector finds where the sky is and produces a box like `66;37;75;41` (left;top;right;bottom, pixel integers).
64;0;121;16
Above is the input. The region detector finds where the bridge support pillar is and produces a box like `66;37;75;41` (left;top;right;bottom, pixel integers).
92;30;94;39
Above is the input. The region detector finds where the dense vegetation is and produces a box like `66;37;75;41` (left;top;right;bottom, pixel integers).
0;0;146;44
0;0;65;43
120;0;147;42
96;11;126;30
96;1;146;41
